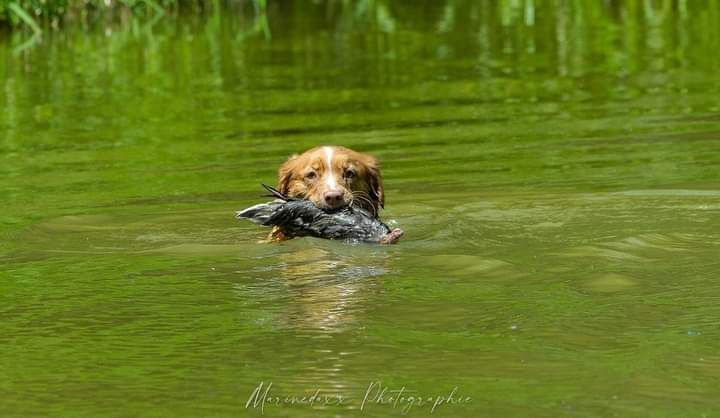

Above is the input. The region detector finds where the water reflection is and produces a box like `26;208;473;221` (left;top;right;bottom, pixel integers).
238;242;393;333
14;211;396;340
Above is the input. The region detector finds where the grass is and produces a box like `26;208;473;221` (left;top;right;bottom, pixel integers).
0;0;710;35
0;0;268;33
0;0;718;59
6;2;42;34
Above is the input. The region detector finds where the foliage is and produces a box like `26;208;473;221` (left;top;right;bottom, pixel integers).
0;0;712;35
0;0;265;32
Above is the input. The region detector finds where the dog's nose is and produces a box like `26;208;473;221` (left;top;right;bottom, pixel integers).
323;190;345;208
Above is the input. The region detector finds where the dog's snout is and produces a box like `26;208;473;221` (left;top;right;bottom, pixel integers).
323;190;344;208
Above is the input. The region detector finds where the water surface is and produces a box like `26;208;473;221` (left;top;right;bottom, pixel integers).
2;2;720;417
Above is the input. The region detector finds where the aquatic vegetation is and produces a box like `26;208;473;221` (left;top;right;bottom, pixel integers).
1;0;716;37
0;0;267;31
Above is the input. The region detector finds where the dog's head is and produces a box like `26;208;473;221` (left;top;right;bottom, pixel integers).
277;146;384;216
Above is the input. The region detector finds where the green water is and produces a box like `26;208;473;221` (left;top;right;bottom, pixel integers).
2;2;720;417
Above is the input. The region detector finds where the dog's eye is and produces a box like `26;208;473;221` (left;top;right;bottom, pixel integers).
305;171;317;180
344;169;356;179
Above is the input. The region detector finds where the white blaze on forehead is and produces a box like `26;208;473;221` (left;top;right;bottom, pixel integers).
323;146;338;190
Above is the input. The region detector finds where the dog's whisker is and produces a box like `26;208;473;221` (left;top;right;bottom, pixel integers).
351;193;371;206
351;191;372;202
350;192;377;215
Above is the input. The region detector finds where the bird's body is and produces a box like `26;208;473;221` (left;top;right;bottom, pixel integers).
236;185;403;244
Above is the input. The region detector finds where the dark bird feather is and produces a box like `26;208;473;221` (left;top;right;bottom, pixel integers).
236;184;403;244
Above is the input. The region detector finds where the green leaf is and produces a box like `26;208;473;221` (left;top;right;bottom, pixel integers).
8;2;42;35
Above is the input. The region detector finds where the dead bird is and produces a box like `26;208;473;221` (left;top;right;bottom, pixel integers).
236;185;403;244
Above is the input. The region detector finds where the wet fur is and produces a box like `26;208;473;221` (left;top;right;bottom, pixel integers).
270;146;384;241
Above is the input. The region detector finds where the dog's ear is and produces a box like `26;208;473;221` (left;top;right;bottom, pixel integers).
364;155;384;212
277;154;299;194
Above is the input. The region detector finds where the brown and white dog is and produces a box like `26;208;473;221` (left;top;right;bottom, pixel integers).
270;145;384;241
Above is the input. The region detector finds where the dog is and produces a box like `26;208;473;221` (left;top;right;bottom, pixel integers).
270;145;384;241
